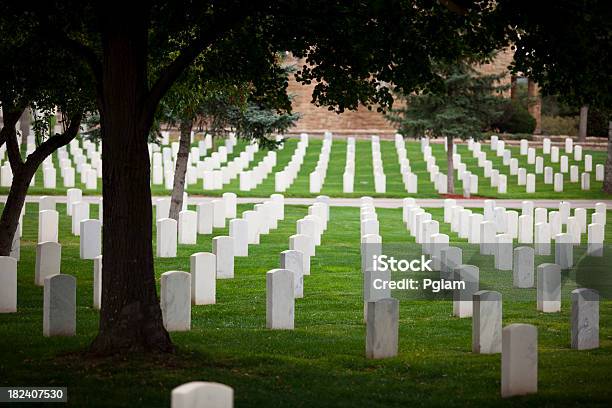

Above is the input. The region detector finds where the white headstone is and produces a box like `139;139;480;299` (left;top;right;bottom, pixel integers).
213;236;234;279
160;271;191;331
0;256;17;313
156;218;177;258
571;288;599;350
537;263;561;313
171;382;233;408
501;324;538;397
178;210;197;244
366;298;399;359
35;241;62;286
80;219;102;259
266;269;294;329
43;274;76;336
472;290;502;354
280;250;304;299
38;210;59;243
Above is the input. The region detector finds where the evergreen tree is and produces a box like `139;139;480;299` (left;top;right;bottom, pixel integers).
388;62;507;194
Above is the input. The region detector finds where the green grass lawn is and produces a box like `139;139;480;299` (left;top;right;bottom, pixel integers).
5;138;611;199
1;203;611;407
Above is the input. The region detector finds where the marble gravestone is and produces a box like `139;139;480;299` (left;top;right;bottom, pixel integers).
229;219;248;257
366;298;399;359
171;382;233;408
38;210;59;243
266;268;295;329
160;271;191;332
472;290;502;354
190;252;216;305
0;256;17;313
80;219;102;259
213;236;234;279
35;241;61;286
280;250;304;299
93;255;102;310
440;247;462;281
537;263;561;313
501;324;538;398
289;234;312;276
156;218;177;258
453;265;479;318
43;274;76;337
571;288;599;350
178;210;198;245
513;247;534;288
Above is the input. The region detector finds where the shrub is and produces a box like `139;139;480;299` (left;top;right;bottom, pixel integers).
491;100;536;134
541;115;579;136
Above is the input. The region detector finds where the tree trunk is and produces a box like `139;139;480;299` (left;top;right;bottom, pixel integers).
0;166;34;255
90;12;172;354
0;107;81;257
603;121;612;193
168;119;193;221
446;135;455;194
578;105;588;143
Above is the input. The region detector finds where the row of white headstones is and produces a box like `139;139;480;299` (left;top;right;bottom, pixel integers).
0;136;101;189
420;135;604;195
359;196;605;397
0;190;336;338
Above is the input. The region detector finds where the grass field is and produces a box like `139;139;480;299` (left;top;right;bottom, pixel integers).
4;137;611;199
1;202;611;407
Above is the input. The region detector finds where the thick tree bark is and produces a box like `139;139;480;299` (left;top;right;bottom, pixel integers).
578;105;588;143
90;10;173;355
446;135;455;194
603;121;612;193
169;120;193;221
0;164;36;255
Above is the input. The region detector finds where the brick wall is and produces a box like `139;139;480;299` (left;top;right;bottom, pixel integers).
287;48;517;136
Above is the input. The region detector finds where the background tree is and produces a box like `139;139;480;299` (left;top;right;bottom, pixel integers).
157;62;298;221
388;62;507;194
498;0;612;191
0;9;94;255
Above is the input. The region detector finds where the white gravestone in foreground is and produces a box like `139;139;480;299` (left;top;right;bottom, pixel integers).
266;268;294;329
0;256;17;313
43;274;76;337
171;382;233;408
571;288;599;350
160;271;191;332
501;324;537;398
472;290;502;354
366;298;399;359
